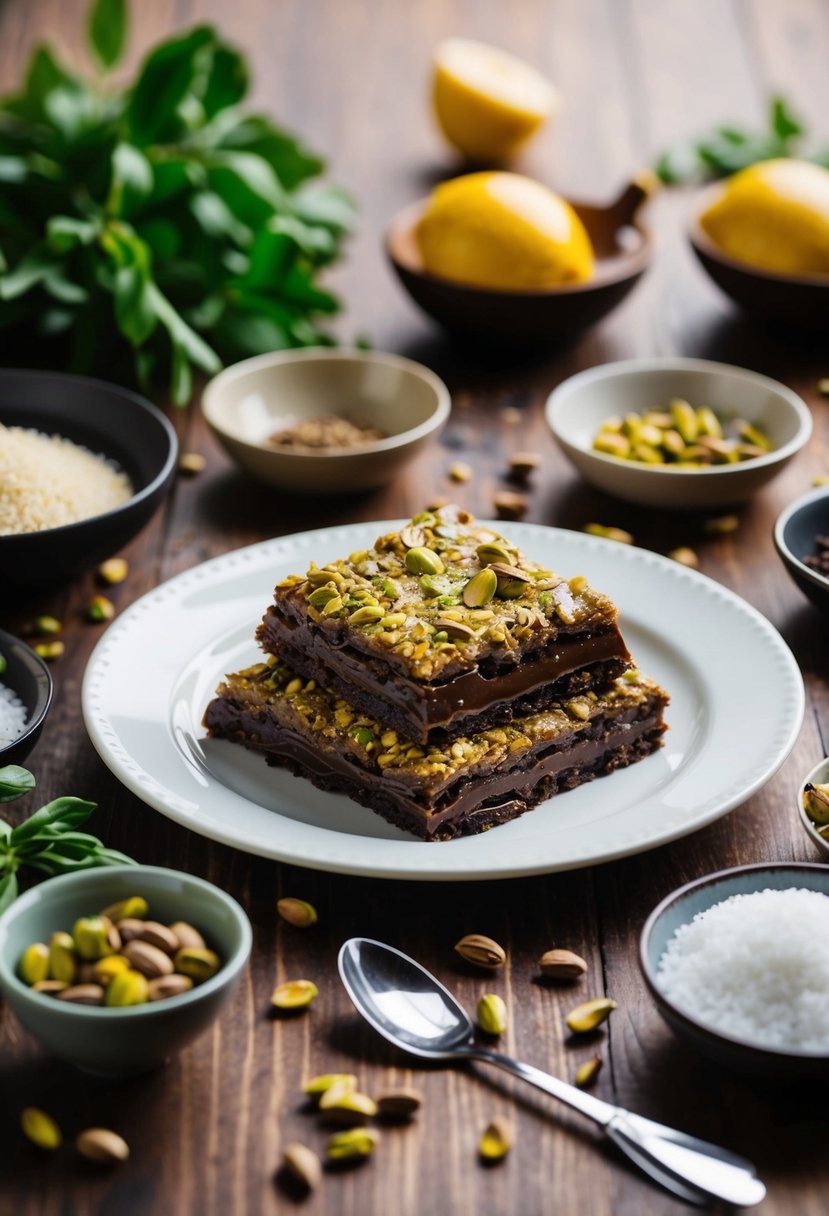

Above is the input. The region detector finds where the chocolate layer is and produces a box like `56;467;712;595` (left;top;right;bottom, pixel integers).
258;606;630;744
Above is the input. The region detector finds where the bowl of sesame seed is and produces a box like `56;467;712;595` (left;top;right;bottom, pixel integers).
0;628;52;767
0;369;178;586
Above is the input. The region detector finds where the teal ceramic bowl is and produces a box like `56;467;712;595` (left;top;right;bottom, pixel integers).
0;866;252;1076
640;863;829;1079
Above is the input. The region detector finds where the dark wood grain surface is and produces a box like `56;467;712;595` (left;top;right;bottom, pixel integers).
2;1;829;1213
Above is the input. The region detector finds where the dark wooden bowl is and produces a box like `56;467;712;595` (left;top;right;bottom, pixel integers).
386;179;653;345
689;183;829;330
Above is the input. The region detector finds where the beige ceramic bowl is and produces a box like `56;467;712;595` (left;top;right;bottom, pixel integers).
202;349;451;494
546;357;812;510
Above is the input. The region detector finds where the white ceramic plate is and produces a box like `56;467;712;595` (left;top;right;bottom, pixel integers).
82;521;804;881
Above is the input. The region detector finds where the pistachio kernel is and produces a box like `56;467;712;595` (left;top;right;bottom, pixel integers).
178;452;206;475
419;573;444;598
105;969;149;1007
303;1073;357;1097
584;523;634;545
34;640;64;661
326;1127;380;1162
93;955;131;987
566;996;617;1034
174;947;220;983
88;595;115;623
575;1055;603;1088
282;1142;322;1192
433;617;475;641
508;451;541;481
405;546;445;576
476;541;514;565
348;605;386;626
319;1089;378;1125
308;585;341;608
479;1117;514;1162
98;557;128;585
76;1127;130;1164
72;917;116;961
454;934;506;969
19;942;50;986
538;948;588;981
277;897;318;928
704;514;740;536
668;546;699;569
271;979;318;1010
803;782;829;825
33;614;62;636
448;461;472;483
101;896;148;923
21;1107;62;1150
492;491;527;521
462;568;498;608
32;980;69;997
476;993;507;1036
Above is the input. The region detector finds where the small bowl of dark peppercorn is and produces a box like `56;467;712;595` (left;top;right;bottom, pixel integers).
774;485;829;618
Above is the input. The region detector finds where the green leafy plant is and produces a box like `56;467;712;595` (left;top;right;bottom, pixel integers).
656;95;829;185
0;0;355;403
0;764;134;914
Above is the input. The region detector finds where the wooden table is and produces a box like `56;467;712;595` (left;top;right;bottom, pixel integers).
2;1;829;1212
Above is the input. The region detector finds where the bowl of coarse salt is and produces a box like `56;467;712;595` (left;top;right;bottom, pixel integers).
0;370;177;585
640;863;829;1078
0;628;52;767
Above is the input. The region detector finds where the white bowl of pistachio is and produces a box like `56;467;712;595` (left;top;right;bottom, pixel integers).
546;357;811;509
0;865;251;1076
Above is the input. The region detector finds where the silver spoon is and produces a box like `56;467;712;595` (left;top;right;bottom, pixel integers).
338;937;766;1209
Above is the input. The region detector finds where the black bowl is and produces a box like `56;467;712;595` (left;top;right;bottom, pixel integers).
773;486;829;618
0;370;178;585
0;628;53;766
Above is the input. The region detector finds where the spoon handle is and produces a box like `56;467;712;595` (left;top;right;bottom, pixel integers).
462;1046;765;1208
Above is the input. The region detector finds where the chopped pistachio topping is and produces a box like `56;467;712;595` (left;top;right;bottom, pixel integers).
275;506;615;682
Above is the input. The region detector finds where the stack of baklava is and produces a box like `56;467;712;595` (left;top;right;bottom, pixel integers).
204;506;668;840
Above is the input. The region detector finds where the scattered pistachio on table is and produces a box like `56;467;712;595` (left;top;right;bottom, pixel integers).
277;897;318;928
282;1142;322;1192
478;1117;513;1162
704;514;740;536
319;1088;378;1126
18;899;222;1006
21;1107;62;1150
98;558;129;585
508;451;541;482
33;614;62;636
574;1055;603;1088
87;595;115;623
816;378;829;397
566;996;617;1034
326;1127;380;1163
476;993;508;1036
271;979;318;1011
178;452;206;476
584;523;634;545
538;948;588;981
304;1074;357;1098
76;1127;130;1164
448;461;472;483
375;1088;422;1121
492;490;527;521
454;933;506;969
33;640;64;662
667;546;699;568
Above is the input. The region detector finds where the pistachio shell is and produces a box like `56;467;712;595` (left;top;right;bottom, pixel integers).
277;897;318;928
76;1127;130;1163
454;934;506;969
282;1142;321;1191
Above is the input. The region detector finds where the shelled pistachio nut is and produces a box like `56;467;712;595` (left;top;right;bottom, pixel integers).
319;1090;378;1125
174;947;221;983
454;934;506;969
105;969;149;1007
101;896;148;923
73;916;117;960
303;1074;357;1097
76;1127;130;1164
476;993;507;1036
326;1127;380;1162
405;546;445;576
282;1142;322;1192
479;1117;513;1162
574;1055;603;1088
93;955;131;986
271;979;318;1010
98;558;128;585
566;996;617;1033
19;942;50;986
462;568;498;608
21;1107;61;1150
277;898;318;929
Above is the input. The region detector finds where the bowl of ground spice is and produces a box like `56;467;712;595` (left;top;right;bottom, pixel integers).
774;485;829;618
0;628;52;765
641;863;829;1078
202;349;451;494
0;370;178;585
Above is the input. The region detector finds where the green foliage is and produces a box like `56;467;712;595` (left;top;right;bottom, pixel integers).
0;764;135;912
656;95;829;185
0;1;355;404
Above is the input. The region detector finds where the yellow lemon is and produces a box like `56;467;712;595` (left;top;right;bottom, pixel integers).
699;159;829;277
415;172;594;290
432;39;558;163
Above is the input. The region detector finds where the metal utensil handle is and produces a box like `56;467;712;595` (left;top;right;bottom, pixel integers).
464;1047;765;1209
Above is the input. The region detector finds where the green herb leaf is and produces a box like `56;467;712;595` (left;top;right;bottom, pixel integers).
10;796;97;842
126;25;215;146
771;95;803;142
0;872;18;915
0;766;36;803
201;45;248;119
88;0;128;71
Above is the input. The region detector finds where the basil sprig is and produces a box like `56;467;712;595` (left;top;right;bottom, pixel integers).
656;95;829;185
0;0;355;404
0;764;135;915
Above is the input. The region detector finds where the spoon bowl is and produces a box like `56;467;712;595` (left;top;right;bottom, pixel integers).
386;178;654;345
339;937;765;1208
